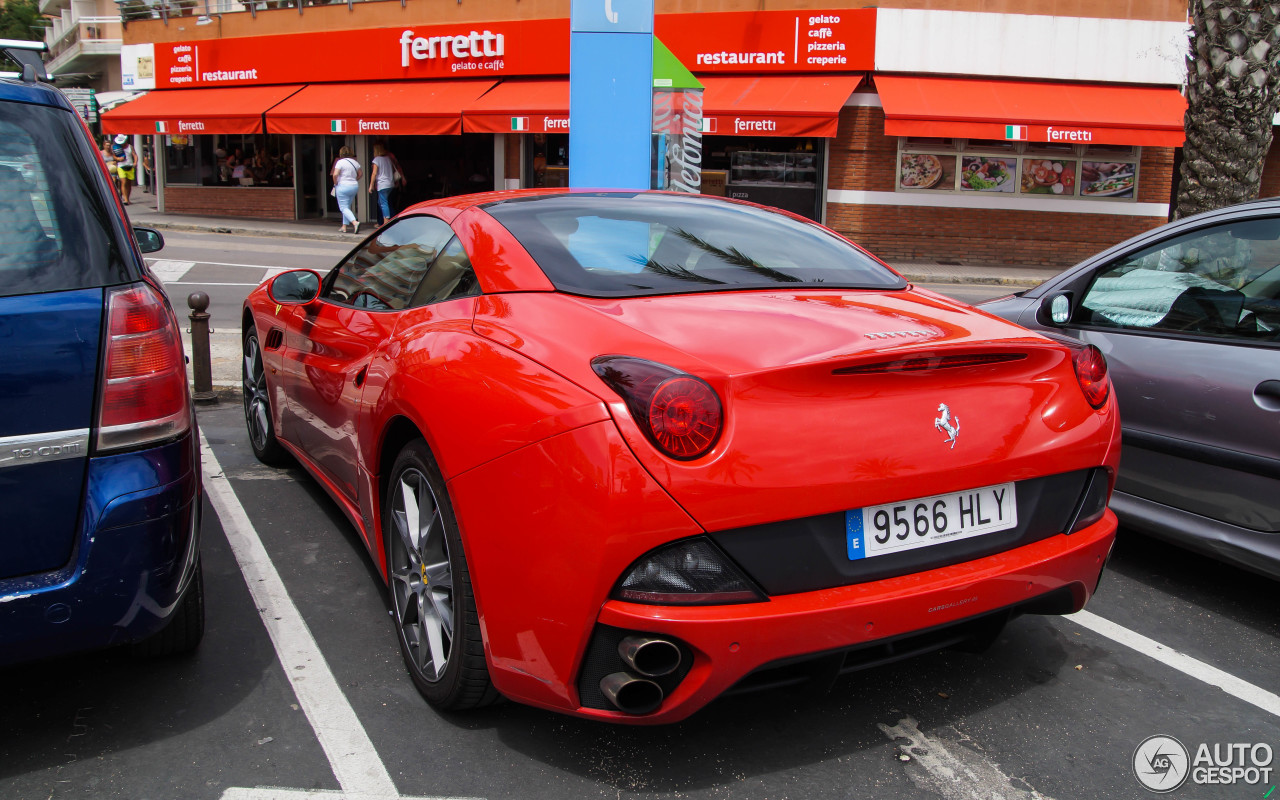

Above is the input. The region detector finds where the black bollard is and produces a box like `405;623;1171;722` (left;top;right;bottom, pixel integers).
187;291;217;405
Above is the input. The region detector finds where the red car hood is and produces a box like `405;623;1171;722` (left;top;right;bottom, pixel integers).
473;289;1117;531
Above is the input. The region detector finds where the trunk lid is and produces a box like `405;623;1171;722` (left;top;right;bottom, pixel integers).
0;289;102;579
474;289;1115;531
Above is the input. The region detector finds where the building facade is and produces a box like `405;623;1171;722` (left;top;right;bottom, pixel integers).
103;0;1193;266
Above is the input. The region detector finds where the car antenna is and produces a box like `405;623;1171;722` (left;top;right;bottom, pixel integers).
0;39;49;83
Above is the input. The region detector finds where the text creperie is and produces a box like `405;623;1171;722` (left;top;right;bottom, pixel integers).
400;29;505;67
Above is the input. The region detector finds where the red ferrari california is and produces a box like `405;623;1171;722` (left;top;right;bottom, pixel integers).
242;190;1119;724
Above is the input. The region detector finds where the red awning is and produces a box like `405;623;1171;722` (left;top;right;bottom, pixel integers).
462;74;862;137
464;79;569;134
265;80;497;136
101;85;304;135
700;74;863;138
876;75;1186;148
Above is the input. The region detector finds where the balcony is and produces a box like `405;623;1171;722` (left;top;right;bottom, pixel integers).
45;16;123;76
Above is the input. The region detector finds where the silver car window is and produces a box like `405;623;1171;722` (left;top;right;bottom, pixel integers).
1079;217;1280;342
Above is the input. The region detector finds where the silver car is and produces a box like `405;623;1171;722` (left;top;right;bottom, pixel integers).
980;198;1280;579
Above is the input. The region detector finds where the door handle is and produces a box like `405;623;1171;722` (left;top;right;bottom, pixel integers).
1254;379;1280;412
354;365;368;388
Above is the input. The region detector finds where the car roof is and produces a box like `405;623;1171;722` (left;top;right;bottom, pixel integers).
0;78;75;112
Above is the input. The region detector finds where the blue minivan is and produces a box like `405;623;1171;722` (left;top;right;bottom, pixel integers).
0;42;203;663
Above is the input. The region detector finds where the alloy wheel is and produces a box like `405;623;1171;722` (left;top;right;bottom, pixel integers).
242;333;271;451
389;467;454;682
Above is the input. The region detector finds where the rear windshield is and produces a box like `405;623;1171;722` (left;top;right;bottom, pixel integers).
485;193;905;297
0;99;127;298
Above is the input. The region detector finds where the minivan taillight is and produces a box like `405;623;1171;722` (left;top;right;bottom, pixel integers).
96;283;191;452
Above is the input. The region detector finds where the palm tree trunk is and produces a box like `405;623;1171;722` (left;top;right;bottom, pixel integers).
1176;0;1280;219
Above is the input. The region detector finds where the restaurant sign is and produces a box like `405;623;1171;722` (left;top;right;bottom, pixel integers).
140;10;875;89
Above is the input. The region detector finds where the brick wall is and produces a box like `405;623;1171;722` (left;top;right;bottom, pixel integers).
825;106;1175;267
164;186;295;220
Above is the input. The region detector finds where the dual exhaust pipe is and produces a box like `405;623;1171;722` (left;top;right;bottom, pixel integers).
599;635;683;715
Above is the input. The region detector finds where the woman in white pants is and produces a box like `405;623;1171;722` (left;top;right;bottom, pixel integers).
331;146;362;233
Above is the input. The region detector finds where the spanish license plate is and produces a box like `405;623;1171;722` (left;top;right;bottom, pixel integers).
846;482;1017;561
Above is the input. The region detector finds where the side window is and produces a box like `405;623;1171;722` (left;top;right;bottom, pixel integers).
1078;217;1280;342
408;236;482;307
325;215;455;310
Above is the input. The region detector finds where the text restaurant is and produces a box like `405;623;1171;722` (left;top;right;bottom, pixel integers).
104;7;1187;265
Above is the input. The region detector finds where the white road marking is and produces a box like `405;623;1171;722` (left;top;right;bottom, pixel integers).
1068;609;1280;718
167;281;262;287
201;432;483;800
146;258;325;271
879;716;1053;800
149;259;196;283
222;790;480;800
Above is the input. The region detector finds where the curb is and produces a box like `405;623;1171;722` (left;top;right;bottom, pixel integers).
146;219;358;244
144;215;1055;286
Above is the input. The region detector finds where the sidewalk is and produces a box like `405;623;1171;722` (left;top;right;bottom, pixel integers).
123;189;1064;288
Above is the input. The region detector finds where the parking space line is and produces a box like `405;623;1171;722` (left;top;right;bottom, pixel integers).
201;431;401;798
1068;610;1280;719
202;433;485;800
879;716;1054;799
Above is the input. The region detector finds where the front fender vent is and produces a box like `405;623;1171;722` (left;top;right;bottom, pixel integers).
264;328;283;350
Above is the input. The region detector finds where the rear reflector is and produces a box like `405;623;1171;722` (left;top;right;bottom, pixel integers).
97;283;191;452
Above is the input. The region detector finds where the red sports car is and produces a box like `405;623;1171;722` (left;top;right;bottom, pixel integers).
242;190;1119;724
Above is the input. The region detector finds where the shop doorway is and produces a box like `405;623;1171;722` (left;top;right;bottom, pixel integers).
380;134;492;210
296;135;354;220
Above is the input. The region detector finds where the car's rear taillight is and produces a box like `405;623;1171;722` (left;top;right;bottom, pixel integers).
96;283;191;452
1070;343;1110;409
592;356;723;461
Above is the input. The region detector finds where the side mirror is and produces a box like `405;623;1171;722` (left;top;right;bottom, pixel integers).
269;270;321;305
133;226;164;254
1039;292;1074;327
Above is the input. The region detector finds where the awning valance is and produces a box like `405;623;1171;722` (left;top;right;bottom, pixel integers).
265;80;496;136
101;85;304;135
463;79;569;135
876;75;1186;148
464;74;863;138
700;74;863;138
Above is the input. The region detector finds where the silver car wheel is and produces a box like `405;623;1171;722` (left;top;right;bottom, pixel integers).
389;467;454;682
242;333;271;451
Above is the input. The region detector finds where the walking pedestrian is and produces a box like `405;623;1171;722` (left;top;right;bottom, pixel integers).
369;143;396;226
113;134;136;205
101;136;118;186
331;145;362;234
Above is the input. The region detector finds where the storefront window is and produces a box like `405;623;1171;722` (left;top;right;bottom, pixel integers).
163;133;294;187
705;136;823;220
897;138;1139;201
526;133;569;189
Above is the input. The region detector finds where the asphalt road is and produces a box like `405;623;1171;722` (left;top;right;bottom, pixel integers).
5;233;1276;799
3;400;1277;799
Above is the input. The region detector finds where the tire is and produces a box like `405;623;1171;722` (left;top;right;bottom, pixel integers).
132;558;205;658
243;326;289;466
384;439;496;710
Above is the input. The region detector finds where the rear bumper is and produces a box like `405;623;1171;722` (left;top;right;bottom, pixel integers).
0;432;202;665
573;510;1116;724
